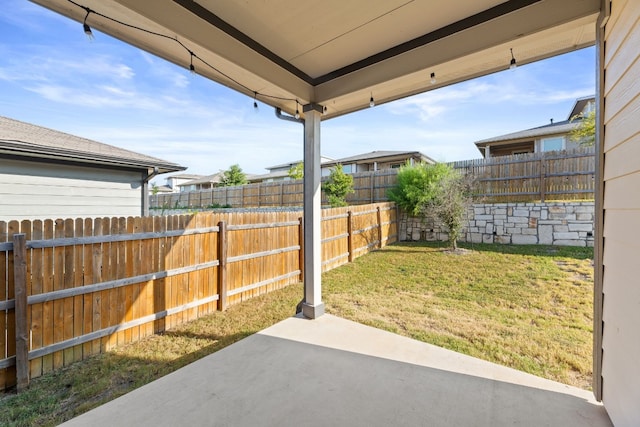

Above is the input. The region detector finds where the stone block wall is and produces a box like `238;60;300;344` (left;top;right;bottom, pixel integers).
399;201;594;247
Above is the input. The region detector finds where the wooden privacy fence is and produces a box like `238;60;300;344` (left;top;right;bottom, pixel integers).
150;148;595;209
452;147;596;202
150;171;397;210
0;202;397;391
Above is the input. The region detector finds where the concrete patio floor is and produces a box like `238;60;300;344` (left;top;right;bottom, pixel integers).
61;314;611;427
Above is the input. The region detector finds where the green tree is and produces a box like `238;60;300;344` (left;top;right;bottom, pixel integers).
288;162;304;179
322;164;354;207
569;109;596;146
151;182;160;195
388;162;471;250
220;164;248;186
387;162;451;216
429;169;471;250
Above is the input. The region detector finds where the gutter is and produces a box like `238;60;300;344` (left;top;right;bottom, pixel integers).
144;166;161;183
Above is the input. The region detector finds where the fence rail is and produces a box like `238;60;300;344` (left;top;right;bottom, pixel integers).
0;202;397;391
150;148;595;209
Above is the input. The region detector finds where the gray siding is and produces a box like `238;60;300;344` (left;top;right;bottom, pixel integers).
0;158;143;221
601;0;640;425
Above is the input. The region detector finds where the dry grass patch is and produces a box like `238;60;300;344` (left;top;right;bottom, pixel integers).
0;284;303;427
323;241;594;389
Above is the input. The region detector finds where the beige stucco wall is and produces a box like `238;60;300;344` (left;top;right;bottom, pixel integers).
601;0;640;425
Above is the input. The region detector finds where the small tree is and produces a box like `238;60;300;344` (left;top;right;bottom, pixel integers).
220;164;247;186
428;169;471;250
388;162;471;250
569;109;595;146
151;182;160;195
288;162;304;179
322;164;354;207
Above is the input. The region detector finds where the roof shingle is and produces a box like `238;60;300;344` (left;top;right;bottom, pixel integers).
0;116;185;173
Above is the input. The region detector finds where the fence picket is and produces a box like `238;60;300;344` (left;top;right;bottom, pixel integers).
82;218;93;358
0;221;7;389
30;220;43;378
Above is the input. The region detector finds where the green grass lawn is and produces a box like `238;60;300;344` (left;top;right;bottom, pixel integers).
323;242;594;389
0;242;594;426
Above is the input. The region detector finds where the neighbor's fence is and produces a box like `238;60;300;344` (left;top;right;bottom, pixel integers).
452;147;595;202
150;148;595;209
0;203;397;391
150;170;399;209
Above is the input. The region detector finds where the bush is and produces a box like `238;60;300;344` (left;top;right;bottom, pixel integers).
388;162;472;250
387;162;452;216
322;164;354;207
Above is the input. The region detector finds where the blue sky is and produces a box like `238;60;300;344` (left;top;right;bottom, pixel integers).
1;1;595;183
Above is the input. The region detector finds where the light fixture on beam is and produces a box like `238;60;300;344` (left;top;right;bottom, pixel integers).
295;100;300;119
82;10;94;41
253;92;258;110
509;48;517;70
369;94;375;108
189;51;196;74
430;72;436;85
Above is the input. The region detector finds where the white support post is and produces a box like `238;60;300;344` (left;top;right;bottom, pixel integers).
301;104;325;319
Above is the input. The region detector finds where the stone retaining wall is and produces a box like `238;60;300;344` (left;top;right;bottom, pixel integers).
400;201;594;247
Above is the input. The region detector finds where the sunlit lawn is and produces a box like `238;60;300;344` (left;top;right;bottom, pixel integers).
323;242;594;389
0;241;594;426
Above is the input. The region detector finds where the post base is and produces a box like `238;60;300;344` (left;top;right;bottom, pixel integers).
301;302;325;319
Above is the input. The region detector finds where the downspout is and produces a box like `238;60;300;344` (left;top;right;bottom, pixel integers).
275;107;304;125
142;166;160;216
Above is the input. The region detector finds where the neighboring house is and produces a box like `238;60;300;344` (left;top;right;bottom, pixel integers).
178;172;225;191
320;150;435;176
475;96;595;158
0;116;185;221
164;173;203;192
150;184;174;195
249;151;434;183
179;172;260;190
250;157;335;183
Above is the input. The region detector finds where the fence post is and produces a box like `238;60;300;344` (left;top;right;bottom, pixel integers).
298;217;304;283
257;184;261;207
396;205;401;244
13;234;29;391
280;182;284;206
370;174;375;203
217;221;228;311
347;210;354;262
540;158;546;202
377;206;383;249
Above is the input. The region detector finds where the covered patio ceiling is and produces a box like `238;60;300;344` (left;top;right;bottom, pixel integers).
32;0;599;119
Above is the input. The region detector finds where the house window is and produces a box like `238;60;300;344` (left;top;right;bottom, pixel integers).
541;137;565;152
341;164;354;173
390;163;402;169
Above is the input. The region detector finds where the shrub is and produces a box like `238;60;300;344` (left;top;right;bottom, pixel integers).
322;164;354;207
388;162;472;250
387;162;451;216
